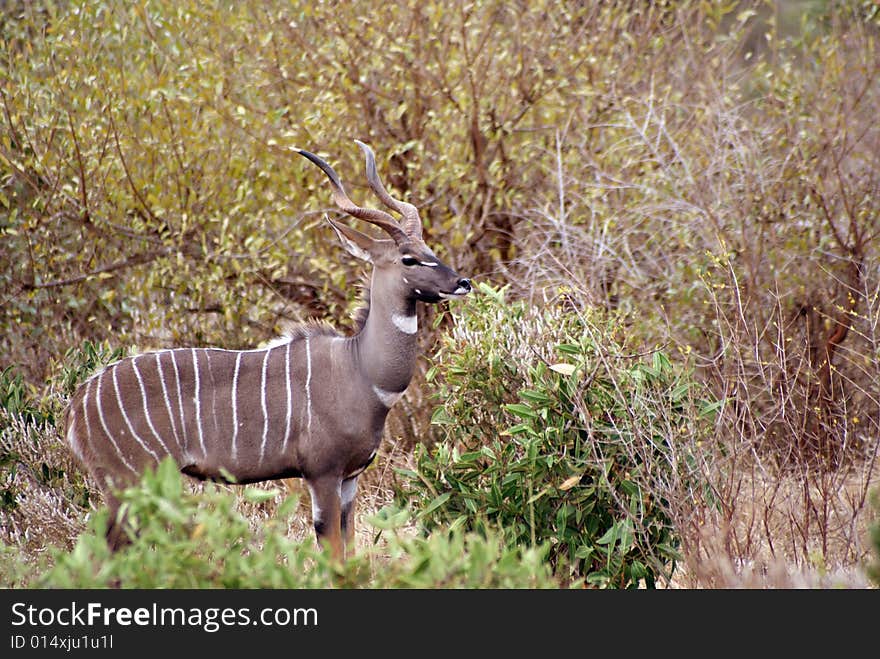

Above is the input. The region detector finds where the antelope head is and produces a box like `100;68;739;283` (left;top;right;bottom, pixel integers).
297;141;472;305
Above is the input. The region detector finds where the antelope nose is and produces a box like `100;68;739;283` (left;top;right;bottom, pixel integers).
457;278;472;293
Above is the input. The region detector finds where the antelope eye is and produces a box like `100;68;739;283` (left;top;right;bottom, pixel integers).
401;256;419;267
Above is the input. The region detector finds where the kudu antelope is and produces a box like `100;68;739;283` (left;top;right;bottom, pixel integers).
63;141;471;560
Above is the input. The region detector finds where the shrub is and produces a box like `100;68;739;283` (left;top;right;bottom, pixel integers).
0;340;124;438
398;284;716;588
1;340;126;555
53;340;127;399
38;458;329;588
33;458;557;588
369;507;557;589
0;366;51;431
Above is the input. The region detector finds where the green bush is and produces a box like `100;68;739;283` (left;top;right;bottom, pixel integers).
39;458;313;588
0;340;123;431
54;340;127;399
1;340;123;529
0;366;46;427
369;507;557;589
32;458;557;588
398;284;716;588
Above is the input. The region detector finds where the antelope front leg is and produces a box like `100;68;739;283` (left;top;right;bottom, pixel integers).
340;476;358;557
306;476;343;562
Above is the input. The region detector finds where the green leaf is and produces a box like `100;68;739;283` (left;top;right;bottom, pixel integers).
526;485;552;505
575;545;594;560
420;492;452;517
652;351;671;374
242;487;281;503
504;403;537;419
596;524;619;546
430;407;455;425
699;399;724;418
670;382;691;401
520;388;553;404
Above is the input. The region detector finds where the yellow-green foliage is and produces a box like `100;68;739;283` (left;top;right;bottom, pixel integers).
3;0;880;586
4;2;879;441
2;0;655;377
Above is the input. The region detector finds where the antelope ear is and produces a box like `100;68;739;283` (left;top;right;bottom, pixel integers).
326;216;389;263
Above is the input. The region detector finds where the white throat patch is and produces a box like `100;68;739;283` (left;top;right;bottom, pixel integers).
391;313;417;335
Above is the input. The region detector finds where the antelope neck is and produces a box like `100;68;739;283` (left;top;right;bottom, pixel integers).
353;293;418;393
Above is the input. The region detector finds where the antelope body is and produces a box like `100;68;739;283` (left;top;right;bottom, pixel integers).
63;141;471;559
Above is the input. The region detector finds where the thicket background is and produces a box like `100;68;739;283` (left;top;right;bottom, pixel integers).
2;0;879;587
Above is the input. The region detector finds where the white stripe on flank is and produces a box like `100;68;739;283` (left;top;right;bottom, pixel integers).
80;379;94;460
205;350;218;436
231;352;241;461
66;412;84;463
169;350;188;446
132;356;172;456
259;348;271;464
112;365;161;462
391;313;417;335
95;370;138;475
154;352;182;449
305;336;313;435
283;341;292;452
373;385;403;408
192;349;207;457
